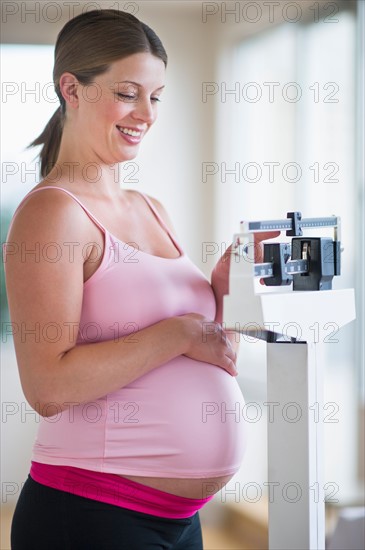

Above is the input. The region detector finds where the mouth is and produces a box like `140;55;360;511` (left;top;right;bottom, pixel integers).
116;126;143;145
117;126;143;137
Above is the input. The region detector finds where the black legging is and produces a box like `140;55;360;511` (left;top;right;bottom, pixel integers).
11;475;204;550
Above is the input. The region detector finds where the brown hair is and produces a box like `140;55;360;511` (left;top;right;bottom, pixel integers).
29;9;168;178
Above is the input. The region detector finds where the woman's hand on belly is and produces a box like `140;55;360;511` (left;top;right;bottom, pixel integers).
178;313;238;377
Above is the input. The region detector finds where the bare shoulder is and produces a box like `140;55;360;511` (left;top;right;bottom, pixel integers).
143;193;177;235
7;186;91;246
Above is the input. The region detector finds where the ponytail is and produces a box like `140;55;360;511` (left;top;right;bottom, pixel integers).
28;105;64;178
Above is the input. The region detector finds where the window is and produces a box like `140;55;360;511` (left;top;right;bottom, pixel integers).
1;45;56;328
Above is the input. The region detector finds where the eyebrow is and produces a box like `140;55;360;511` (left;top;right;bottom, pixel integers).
115;80;165;91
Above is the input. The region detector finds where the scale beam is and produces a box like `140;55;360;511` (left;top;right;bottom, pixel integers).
246;212;339;237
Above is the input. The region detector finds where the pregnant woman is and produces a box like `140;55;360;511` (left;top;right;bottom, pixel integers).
5;9;272;549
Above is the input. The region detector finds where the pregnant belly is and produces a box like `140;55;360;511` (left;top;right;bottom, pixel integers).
33;356;247;494
106;356;247;495
118;473;235;499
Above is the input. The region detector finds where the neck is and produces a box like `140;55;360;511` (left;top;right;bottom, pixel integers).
44;124;131;200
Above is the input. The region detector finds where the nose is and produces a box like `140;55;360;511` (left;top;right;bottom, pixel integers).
132;96;156;124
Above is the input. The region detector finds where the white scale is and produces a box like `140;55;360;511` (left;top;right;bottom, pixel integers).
223;213;356;550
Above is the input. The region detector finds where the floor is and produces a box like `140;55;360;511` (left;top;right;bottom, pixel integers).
202;525;251;549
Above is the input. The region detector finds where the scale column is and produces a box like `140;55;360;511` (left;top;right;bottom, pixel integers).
266;342;325;550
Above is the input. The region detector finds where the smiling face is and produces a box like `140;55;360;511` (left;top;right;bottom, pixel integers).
62;52;166;165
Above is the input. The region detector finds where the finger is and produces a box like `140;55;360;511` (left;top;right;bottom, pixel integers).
221;244;234;263
230;356;238;376
254;230;280;242
221;355;238;376
224;345;237;365
254;231;281;263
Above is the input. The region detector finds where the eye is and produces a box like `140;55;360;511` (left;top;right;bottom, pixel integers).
116;93;162;103
117;93;137;101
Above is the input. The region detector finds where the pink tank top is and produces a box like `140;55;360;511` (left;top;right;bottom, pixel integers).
6;186;247;478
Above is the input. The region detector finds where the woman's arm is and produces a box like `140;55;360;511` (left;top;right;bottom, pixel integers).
4;192;237;417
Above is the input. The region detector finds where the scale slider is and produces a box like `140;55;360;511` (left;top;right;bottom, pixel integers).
254;262;274;278
285;259;308;274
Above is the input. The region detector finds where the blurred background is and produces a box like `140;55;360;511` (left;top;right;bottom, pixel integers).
1;1;364;548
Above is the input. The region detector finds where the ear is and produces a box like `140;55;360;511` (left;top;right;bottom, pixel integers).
59;72;80;109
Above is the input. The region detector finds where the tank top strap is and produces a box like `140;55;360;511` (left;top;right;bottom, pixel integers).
7;186;108;238
135;191;183;255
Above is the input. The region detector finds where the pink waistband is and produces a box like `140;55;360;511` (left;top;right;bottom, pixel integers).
30;461;214;519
